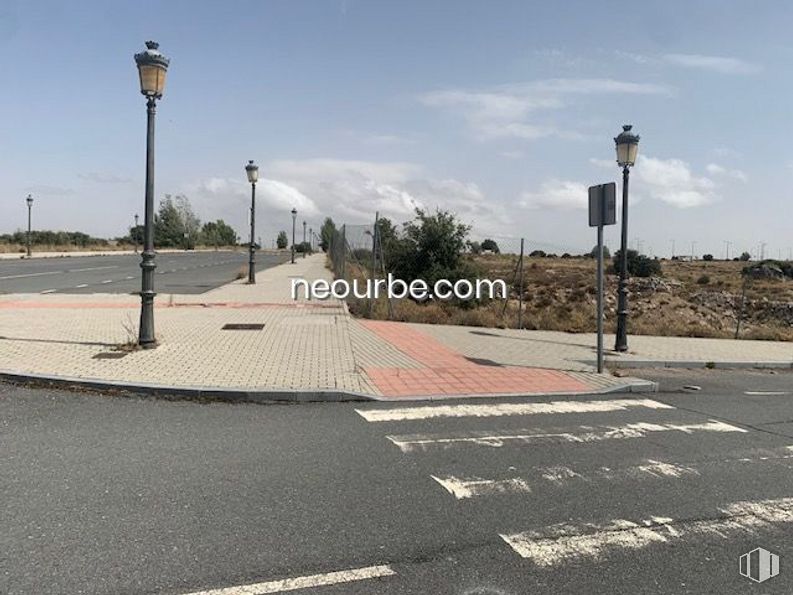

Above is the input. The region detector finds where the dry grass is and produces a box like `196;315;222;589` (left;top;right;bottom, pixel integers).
340;255;793;341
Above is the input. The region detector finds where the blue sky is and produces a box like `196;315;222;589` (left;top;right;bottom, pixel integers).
1;0;792;257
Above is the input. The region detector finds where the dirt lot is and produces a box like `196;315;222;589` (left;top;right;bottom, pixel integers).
350;255;793;341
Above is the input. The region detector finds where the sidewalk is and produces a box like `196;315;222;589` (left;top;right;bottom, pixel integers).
0;254;652;401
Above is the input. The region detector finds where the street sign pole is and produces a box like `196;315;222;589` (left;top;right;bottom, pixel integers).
596;222;604;373
589;182;617;374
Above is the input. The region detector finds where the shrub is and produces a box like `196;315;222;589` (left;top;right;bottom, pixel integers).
481;238;500;253
697;274;710;285
702;254;714;261
612;249;662;278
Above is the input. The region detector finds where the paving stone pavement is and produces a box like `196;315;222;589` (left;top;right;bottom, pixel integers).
4;253;784;399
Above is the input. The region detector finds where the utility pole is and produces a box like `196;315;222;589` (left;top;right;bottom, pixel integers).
670;239;675;259
761;242;767;260
724;240;731;261
690;241;696;262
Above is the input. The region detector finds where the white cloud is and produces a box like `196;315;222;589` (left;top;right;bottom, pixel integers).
519;180;590;210
706;163;747;182
589;154;720;209
419;78;671;141
635;155;717;208
662;53;760;74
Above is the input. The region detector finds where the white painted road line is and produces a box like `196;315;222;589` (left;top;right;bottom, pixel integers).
68;265;119;273
500;496;793;567
386;420;747;452
40;289;57;294
179;564;396;595
75;284;88;288
431;475;531;499
745;391;790;396
356;398;673;422
0;270;60;280
125;275;134;280
100;279;113;284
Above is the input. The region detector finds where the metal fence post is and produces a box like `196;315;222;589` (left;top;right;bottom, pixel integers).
517;238;524;329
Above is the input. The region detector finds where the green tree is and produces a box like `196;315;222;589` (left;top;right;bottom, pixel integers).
387;208;474;288
481;238;500;253
739;251;751;261
154;196;184;247
276;230;288;249
201;220;237;247
319;217;336;252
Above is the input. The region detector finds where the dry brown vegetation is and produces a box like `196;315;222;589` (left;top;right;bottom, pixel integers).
346;255;793;341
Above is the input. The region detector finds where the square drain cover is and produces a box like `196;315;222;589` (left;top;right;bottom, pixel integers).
222;323;265;330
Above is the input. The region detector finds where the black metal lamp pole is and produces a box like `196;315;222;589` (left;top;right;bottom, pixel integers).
302;220;306;258
134;41;170;349
25;194;33;257
613;125;640;352
245;160;259;284
291;208;297;264
134;213;139;254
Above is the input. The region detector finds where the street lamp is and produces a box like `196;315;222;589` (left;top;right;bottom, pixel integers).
302;220;307;258
614;124;640;352
309;227;313;252
25;194;33;257
245;160;259;284
134;40;170;349
291;208;297;264
134;213;139;254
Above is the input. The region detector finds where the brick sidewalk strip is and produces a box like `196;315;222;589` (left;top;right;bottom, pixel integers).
360;320;591;397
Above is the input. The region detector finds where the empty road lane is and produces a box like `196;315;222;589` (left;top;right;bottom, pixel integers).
0;251;290;294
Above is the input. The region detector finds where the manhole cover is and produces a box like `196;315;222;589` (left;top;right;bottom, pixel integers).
222;323;265;330
93;352;129;359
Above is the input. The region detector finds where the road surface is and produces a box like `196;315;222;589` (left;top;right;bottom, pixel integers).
0;251;290;295
3;369;793;594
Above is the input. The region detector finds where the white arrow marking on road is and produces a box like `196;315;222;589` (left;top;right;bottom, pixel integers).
431;475;532;499
178;564;395;595
501;496;793;566
386;420;747;453
356;398;673;422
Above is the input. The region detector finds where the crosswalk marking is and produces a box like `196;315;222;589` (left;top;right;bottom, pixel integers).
179;564;396;595
430;475;532;499
356;398;673;422
386;420;747;452
500;496;793;567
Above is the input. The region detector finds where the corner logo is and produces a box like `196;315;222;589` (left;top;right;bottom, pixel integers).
739;547;780;583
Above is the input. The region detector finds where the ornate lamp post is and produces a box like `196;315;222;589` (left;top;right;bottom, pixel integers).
245;160;259;283
302;220;307;258
291;208;297;263
134;41;170;349
614;124;640;352
134;213;139;254
25;194;33;257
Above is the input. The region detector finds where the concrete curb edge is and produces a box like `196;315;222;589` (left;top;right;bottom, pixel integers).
0;369;657;403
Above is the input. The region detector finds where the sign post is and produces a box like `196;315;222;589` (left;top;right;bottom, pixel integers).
588;182;617;373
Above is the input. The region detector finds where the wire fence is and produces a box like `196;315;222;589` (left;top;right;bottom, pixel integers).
325;214;596;328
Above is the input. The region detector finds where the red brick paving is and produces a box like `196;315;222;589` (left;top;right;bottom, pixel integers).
360;320;590;398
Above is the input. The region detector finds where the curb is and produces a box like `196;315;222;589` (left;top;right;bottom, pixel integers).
606;360;793;370
0;371;377;404
0;370;657;404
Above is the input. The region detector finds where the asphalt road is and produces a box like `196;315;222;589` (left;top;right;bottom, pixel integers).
3;369;793;594
0;251;291;295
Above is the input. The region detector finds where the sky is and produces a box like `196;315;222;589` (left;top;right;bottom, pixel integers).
1;0;792;257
